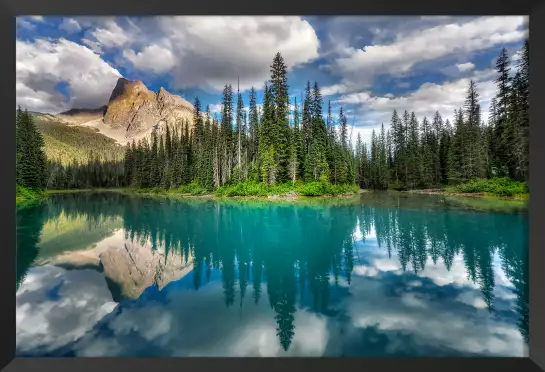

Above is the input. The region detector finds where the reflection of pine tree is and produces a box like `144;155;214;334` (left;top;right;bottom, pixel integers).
343;240;355;285
205;253;213;283
222;247;237;307
193;257;203;290
252;260;263;304
16;202;48;290
275;294;296;351
477;247;495;312
498;217;529;341
94;192;528;347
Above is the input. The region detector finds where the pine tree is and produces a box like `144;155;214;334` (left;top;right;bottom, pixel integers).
220;84;234;185
390;109;404;186
492;48;512;177
16;109;47;190
292;97;304;179
270;52;290;182
235;80;245;181
431;111;443;184
406;112;421;189
123;143;133;186
248;87;259;163
464;80;484;179
302;81;313;155
420;117;434;187
150;129;160;187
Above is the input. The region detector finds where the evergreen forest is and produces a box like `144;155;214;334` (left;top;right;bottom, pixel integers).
16;41;529;199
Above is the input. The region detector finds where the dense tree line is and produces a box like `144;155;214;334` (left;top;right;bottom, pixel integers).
124;43;528;193
354;41;529;190
45;157;125;189
124;53;359;191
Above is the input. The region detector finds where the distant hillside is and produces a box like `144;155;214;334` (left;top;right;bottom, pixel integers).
34;119;125;164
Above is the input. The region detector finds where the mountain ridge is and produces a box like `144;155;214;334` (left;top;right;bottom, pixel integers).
31;77;196;146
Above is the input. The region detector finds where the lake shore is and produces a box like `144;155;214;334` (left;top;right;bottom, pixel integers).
406;188;529;201
17;186;528;209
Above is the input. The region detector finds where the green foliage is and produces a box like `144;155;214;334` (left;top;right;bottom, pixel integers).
16;185;45;202
214;180;358;197
36;120;124;164
215;181;269;197
445;177;528;198
175;181;209;195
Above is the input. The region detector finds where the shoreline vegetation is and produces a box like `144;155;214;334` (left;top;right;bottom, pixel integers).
17;177;528;205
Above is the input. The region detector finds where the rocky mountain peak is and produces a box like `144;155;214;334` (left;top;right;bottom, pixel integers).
102;78;195;139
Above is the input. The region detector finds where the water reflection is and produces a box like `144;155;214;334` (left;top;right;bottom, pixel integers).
16;192;528;357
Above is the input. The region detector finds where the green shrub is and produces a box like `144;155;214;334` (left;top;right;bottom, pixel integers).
445;178;528;197
176;181;208;195
216;181;269;197
388;181;405;191
16;185;44;200
296;181;327;196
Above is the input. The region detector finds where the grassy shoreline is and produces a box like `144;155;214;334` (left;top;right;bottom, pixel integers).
16;178;529;207
128;181;361;201
407;188;529;201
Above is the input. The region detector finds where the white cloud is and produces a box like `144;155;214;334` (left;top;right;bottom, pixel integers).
60;18;82;34
342;68;498;146
16;18;36;30
16;38;122;113
209;104;222;114
322;84;348;96
16;265;117;354
457;62;475;72
326;16;527;93
123;44;176;75
455;291;488;309
29;16;45;22
83;19;132;51
114;16;319;92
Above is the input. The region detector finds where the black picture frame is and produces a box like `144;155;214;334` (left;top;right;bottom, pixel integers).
3;1;544;371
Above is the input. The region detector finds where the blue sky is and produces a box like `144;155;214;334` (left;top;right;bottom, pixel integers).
16;16;528;143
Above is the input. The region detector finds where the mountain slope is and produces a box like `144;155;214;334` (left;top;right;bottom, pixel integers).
29;78;196;148
35;119;125;164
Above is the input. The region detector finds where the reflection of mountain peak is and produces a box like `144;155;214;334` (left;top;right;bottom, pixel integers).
43;229;193;302
100;238;193;301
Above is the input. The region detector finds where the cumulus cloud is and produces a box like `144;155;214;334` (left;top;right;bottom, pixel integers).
339;68;498;145
16;265;117;354
457;62;475;72
16;38;122;113
123;44;176;75
59;18;82;34
16;18;36;31
106;16;319;92
82;18;132;53
323;16;527;94
66;280;329;357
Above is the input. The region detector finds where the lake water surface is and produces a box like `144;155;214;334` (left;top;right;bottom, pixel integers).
16;192;528;357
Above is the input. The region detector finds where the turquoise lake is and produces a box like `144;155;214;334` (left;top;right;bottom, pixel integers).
15;191;529;357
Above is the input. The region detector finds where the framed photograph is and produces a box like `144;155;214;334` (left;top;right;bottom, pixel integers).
7;2;544;372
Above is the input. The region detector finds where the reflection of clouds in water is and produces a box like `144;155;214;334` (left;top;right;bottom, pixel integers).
16;265;116;354
61;258;525;357
455;291;488;309
417;255;479;288
227;310;327;357
346;237;526;357
68;281;328;357
15;200;526;357
345;273;527;357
